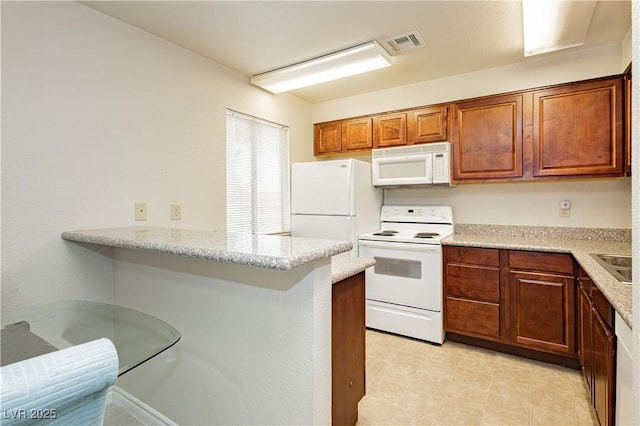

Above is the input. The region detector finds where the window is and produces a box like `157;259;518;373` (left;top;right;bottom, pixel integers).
226;110;290;234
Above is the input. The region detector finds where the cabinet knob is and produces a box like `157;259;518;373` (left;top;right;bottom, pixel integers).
349;381;353;388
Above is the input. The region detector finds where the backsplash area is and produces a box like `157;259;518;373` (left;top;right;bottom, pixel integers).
455;224;631;242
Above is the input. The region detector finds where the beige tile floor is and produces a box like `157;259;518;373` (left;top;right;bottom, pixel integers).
357;330;598;426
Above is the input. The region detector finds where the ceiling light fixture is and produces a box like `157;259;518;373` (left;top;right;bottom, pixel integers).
522;0;597;57
251;40;392;94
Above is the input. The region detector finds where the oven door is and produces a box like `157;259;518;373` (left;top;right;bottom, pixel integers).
358;240;442;311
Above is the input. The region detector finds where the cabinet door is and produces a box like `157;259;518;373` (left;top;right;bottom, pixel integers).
625;74;631;175
373;113;407;148
332;272;365;426
342;118;372;152
408;106;448;144
532;77;624;177
578;282;593;393
510;271;575;355
314;122;342;155
592;307;615;426
451;94;523;181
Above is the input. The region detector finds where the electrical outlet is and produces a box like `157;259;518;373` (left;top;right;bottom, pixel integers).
559;199;571;218
171;204;182;220
135;203;147;221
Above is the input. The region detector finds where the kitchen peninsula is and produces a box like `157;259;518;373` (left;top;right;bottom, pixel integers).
61;227;357;425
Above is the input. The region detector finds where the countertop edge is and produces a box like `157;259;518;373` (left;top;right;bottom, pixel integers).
442;234;632;328
61;228;352;271
331;256;375;284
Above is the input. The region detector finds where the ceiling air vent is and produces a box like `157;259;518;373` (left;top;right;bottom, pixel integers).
382;31;425;55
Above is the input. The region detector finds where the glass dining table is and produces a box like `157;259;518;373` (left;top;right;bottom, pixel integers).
1;300;180;376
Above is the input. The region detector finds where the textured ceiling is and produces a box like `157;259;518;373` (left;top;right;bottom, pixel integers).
81;1;631;104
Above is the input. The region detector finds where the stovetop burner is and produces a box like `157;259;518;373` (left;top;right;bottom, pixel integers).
373;230;398;236
414;232;440;238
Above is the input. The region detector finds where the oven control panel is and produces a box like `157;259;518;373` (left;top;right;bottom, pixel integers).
381;206;453;223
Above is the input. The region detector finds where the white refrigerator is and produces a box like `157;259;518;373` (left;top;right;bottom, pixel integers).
290;159;382;256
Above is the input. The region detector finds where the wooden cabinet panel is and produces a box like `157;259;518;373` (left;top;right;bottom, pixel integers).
314;122;342;155
373;113;407;147
509;251;574;274
578;282;593;392
532;77;624;177
446;264;499;302
332;272;365;426
445;297;500;339
452;94;523;181
342;118;372;152
578;266;616;426
443;246;501;341
444;246;500;266
408;106;448;144
592;285;614;329
592;306;615;426
510;271;575;355
625;73;632;174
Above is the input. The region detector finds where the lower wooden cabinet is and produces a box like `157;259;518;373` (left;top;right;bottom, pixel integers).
444;245;618;425
578;268;615;426
443;246;577;361
509;251;576;355
443;246;501;340
332;272;365;426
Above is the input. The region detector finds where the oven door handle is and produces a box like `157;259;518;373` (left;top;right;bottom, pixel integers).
358;240;441;252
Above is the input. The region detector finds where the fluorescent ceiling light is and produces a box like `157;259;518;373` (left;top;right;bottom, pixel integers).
251;41;392;94
522;0;597;57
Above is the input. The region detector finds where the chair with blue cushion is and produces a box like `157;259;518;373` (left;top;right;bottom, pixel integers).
0;338;118;425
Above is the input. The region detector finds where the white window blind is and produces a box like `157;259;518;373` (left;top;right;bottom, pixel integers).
226;110;290;234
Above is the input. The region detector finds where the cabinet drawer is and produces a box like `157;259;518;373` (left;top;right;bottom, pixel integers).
445;297;500;338
592;285;614;329
509;251;574;274
446;264;499;302
444;246;500;266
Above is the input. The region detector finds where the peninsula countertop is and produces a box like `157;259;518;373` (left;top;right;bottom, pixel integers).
61;227;352;271
442;233;632;327
331;256;375;284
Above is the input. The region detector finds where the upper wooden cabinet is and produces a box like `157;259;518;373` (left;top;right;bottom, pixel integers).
373;113;407;148
313;118;372;156
532;77;624;177
342;118;373;152
372;106;448;148
313;75;630;181
451;94;523;181
408;105;448;144
314;121;342;155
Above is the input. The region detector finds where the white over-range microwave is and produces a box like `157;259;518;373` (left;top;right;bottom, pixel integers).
371;142;452;187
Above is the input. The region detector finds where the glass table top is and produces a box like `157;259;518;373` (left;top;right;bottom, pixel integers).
1;300;180;376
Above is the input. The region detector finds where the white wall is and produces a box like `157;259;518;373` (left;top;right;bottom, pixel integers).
1;2;313;311
112;250;331;425
312;43;625;122
385;178;631;228
312;42;632;229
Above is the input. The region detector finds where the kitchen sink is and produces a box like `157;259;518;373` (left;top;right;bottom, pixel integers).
590;253;632;285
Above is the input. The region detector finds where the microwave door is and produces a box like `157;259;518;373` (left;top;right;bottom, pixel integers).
374;153;433;186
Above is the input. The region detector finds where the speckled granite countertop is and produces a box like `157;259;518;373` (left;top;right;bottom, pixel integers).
331;256;375;284
443;233;632;328
61;227;352;271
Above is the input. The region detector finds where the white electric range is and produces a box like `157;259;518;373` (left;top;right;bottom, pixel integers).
358;205;454;344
